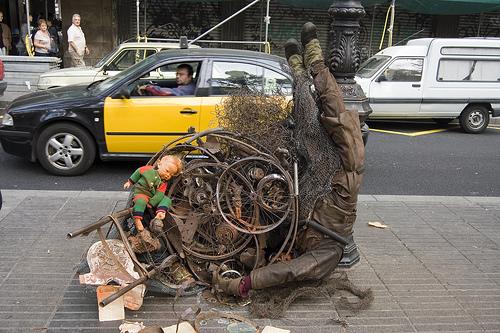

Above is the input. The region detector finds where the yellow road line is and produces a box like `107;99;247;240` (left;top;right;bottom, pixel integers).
488;126;500;130
370;128;449;136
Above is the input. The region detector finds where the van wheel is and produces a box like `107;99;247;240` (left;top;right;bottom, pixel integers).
459;105;489;134
36;123;96;176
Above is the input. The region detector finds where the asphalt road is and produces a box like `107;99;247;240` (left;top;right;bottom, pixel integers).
1;121;499;196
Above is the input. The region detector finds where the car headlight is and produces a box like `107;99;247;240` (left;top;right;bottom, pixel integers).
1;113;13;126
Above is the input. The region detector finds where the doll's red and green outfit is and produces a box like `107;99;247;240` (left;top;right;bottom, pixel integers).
128;165;172;221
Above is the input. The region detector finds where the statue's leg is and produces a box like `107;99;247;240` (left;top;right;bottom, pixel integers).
284;38;305;75
250;230;343;290
302;22;324;69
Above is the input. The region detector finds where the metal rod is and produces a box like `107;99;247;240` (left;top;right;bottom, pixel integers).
100;275;148;307
264;0;270;52
393;28;425;46
99;255;178;307
300;220;349;246
67;208;132;238
144;0;147;37
189;0;261;45
388;0;395;47
293;161;299;196
136;0;140;39
124;36;267;46
25;0;30;36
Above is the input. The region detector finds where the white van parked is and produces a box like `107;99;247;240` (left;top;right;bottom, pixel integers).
355;38;500;133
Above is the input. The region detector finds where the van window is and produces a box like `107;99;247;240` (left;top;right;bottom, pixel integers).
438;59;500;82
441;47;500;57
380;58;423;82
357;55;390;78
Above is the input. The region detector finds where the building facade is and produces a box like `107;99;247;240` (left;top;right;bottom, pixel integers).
2;0;499;65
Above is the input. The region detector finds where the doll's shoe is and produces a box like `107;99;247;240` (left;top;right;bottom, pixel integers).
150;218;164;234
128;229;161;253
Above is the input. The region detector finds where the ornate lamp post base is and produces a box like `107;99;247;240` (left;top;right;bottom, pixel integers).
328;0;372;268
338;234;360;268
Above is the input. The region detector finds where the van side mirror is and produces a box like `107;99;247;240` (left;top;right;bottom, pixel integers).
102;64;109;75
375;74;387;82
111;87;130;99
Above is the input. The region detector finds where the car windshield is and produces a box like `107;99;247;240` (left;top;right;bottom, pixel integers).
94;46;119;68
356;55;390;78
90;55;159;94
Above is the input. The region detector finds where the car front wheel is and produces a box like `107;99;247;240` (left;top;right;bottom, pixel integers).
36;123;96;176
459;105;490;134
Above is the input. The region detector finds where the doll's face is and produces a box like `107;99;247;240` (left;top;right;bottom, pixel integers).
157;161;178;180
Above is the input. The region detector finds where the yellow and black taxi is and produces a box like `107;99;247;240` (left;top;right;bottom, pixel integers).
0;48;292;176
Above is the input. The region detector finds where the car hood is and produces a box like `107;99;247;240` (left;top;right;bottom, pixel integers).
10;84;97;110
354;76;370;96
39;66;99;78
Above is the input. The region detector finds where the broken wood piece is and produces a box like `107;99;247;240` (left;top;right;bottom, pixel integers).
123;284;146;311
96;285;124;322
368;221;388;229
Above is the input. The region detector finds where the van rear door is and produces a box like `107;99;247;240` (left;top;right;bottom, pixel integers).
369;57;424;118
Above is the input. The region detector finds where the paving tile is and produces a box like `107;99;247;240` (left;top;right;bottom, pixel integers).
1;191;500;331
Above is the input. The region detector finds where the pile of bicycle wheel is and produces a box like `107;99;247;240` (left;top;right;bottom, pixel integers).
136;128;298;295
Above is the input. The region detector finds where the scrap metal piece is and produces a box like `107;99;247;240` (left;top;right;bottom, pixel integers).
194;311;260;332
177;211;200;244
162;213;185;258
79;239;138;286
100;254;179;307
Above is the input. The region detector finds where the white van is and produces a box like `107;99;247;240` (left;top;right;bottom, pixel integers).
355;38;500;133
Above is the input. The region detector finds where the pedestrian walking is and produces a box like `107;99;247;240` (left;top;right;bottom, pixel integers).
67;14;89;67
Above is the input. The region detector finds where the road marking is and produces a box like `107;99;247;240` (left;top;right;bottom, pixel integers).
488;126;500;130
370;128;449;137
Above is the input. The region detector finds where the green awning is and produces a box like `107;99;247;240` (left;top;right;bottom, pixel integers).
277;0;500;14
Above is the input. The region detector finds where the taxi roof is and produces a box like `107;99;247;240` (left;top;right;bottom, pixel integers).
154;47;286;63
118;41;201;49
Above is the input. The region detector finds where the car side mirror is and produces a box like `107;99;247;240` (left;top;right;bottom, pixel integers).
111;87;130;99
375;74;387;82
102;64;109;75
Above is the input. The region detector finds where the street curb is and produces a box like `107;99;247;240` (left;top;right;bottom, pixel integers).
1;189;129;199
2;190;500;204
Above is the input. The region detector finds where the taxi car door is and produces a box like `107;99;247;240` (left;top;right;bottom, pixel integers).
199;60;292;132
103;61;202;154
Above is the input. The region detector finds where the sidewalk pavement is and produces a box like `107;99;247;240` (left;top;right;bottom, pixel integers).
0;190;499;333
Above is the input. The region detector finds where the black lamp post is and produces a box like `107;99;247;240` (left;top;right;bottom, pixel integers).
328;0;372;268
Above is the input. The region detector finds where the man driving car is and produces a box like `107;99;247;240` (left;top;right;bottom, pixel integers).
138;63;196;96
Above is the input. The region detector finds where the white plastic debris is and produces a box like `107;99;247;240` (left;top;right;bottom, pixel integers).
119;321;146;333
